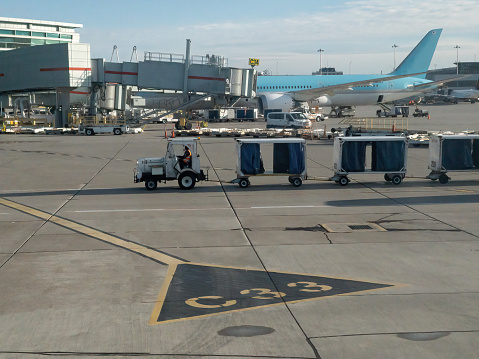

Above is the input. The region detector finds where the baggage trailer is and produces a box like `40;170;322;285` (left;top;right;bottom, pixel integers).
76;116;128;136
233;138;307;188
332;136;408;186
427;134;479;184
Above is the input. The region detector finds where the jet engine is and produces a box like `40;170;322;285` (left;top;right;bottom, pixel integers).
309;95;332;106
258;93;296;113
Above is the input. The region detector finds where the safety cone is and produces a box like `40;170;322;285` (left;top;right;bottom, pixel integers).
171;128;175;138
428;114;430;120
164;125;168;138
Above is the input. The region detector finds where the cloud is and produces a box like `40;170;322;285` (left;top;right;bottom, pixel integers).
80;0;479;74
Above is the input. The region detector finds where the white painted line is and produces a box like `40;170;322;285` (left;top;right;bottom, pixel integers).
247;205;330;209
70;208;231;213
69;205;330;213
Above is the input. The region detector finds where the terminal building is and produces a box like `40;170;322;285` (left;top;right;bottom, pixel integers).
0;17;81;51
426;62;479;89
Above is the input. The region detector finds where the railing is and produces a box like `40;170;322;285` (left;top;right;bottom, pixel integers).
191;55;228;67
339;117;409;132
144;52;184;63
143;52;228;67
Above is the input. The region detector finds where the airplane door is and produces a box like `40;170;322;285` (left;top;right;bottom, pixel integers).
377;95;384;103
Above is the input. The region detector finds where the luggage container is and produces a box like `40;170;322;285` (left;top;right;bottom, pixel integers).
332;136;408;186
232;138;307;188
427;134;479;184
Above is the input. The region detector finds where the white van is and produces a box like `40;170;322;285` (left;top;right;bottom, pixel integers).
266;112;312;129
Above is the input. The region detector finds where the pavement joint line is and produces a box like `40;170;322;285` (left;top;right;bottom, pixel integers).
199;141;323;359
310;329;479;340
357;182;479;240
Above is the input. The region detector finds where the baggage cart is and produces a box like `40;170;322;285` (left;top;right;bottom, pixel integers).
233;138;307;188
332;136;408;186
427;134;479;184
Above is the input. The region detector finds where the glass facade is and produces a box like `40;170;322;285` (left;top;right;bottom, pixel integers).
0;17;81;51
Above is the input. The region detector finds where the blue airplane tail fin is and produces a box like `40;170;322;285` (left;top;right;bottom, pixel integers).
390;29;442;78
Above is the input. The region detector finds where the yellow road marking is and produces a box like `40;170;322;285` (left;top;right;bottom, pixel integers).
0;198;185;265
149;263;178;324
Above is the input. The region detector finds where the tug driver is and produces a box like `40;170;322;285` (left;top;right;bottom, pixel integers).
178;145;192;169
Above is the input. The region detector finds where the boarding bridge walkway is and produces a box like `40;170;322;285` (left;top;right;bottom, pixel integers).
0;41;257;127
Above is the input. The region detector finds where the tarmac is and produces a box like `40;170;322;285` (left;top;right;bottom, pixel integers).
1;103;479;358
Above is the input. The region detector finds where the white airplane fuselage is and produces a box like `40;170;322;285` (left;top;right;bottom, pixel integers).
253;74;432;111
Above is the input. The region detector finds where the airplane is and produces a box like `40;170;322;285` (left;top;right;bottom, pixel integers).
449;79;479;103
247;29;449;117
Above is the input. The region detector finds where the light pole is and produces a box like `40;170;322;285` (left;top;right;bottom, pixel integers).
454;45;460;74
317;49;324;75
392;44;399;71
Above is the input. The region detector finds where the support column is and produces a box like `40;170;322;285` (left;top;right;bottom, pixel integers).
183;39;191;103
55;88;71;127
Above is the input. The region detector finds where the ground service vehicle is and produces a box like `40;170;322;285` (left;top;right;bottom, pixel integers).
376;106;410;118
266;112;311;129
412;108;429;117
79;123;128;136
134;138;207;190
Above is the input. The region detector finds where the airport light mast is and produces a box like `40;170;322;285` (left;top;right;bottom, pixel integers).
454;45;460;74
317;49;324;75
392;44;399;71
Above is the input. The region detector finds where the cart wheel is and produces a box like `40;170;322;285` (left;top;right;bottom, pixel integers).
339;176;349;186
292;177;302;187
384;174;392;182
178;172;196;190
113;128;122;135
439;174;449;184
391;175;402;185
145;178;157;191
288;176;293;184
85;128;94;136
239;178;249;188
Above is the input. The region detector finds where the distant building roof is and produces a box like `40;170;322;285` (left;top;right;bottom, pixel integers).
0;17;82;29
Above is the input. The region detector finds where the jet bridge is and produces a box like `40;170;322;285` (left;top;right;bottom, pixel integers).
0;42;91;126
91;39;257;121
0;39;257;127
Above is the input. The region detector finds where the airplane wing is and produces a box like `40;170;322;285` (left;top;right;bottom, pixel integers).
291;72;427;101
405;75;469;91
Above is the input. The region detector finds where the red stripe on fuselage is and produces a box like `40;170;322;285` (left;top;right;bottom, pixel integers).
40;67;91;72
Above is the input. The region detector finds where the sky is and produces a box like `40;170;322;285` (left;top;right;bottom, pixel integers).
2;0;479;75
